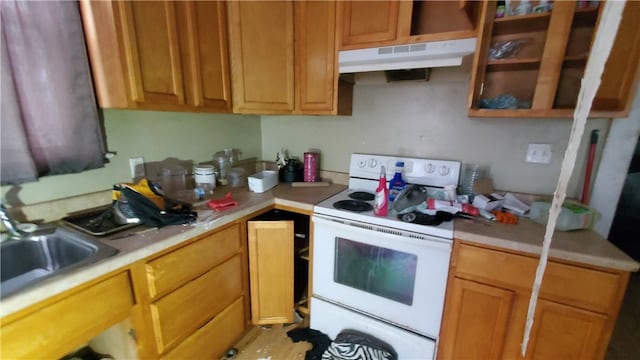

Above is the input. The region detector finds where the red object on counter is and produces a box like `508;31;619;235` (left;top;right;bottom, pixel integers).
426;198;479;216
303;152;319;182
581;130;599;204
208;192;238;211
374;166;388;216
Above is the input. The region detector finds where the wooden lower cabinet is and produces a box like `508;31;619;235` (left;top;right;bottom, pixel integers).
134;222;249;359
525;299;608;360
161;297;246;360
438;278;514;360
438;241;629;360
0;271;135;359
247;218;294;324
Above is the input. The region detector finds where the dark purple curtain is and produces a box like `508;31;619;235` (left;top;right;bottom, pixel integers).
1;0;105;185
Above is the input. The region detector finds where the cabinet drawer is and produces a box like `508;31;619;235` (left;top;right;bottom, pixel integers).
161;296;246;360
146;223;241;298
456;244;622;313
1;271;134;359
151;254;243;353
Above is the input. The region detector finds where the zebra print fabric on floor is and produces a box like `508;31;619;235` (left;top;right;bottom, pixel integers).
321;329;396;360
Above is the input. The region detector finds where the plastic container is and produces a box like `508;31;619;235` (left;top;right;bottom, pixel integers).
374;166;389;216
495;0;506;18
458;163;486;202
528;201;596;231
388;161;406;202
248;170;279;193
228;167;246;188
513;0;532;15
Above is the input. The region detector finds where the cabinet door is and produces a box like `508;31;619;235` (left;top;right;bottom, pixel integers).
295;1;338;114
177;1;232;112
227;1;295;114
115;1;185;107
525;299;608;360
438;278;514;360
467;1;606;118
0;272;134;359
247;220;294;324
340;1;410;48
592;0;640;116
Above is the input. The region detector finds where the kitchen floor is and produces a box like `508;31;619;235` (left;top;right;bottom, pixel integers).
606;271;640;360
228;323;311;360
231;275;640;360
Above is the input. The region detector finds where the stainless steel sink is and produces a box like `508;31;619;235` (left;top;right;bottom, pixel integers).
0;226;119;298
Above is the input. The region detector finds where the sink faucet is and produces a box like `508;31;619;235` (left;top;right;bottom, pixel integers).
1;204;25;239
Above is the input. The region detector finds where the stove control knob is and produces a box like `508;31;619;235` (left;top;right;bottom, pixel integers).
426;163;436;173
438;166;450;176
358;160;366;168
368;159;378;168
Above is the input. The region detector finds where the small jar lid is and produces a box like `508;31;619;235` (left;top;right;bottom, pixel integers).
194;164;215;174
159;164;187;176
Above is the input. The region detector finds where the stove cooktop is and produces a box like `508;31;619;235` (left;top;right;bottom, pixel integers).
314;189;455;240
313;153;461;240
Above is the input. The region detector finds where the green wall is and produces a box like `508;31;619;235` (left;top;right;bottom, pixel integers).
1;109;262;205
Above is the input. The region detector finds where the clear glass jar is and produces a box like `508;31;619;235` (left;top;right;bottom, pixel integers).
158;164;187;194
194;164;216;195
214;151;230;186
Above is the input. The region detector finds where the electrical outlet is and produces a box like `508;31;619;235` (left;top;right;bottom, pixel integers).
526;144;552;164
129;157;145;178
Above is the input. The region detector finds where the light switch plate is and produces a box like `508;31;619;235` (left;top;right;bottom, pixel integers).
526;144;552;164
129;157;145;178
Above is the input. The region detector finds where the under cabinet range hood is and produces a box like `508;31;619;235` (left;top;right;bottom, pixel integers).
338;38;477;73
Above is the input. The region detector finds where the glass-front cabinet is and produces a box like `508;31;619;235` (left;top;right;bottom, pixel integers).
468;0;640;118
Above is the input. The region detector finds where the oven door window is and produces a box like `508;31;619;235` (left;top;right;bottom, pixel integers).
334;237;417;305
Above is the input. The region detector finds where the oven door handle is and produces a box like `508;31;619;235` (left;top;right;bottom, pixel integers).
312;215;452;251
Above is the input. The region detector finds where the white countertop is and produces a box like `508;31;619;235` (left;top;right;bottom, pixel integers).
0;183;345;318
2;183;637;318
455;217;639;272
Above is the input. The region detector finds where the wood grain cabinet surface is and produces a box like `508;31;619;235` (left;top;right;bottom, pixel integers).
0;271;135;360
467;0;640;119
133;222;249;359
79;0;232;113
437;241;630;360
339;1;479;50
247;219;295;324
227;1;351;115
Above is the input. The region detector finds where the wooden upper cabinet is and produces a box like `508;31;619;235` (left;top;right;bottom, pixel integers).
227;1;349;115
592;0;640;116
79;0;232;112
296;1;339;113
177;1;232;111
340;1;408;47
115;1;185;107
227;1;295;114
339;1;479;50
467;0;640;119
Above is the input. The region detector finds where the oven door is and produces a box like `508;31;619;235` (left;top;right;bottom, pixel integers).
312;214;452;339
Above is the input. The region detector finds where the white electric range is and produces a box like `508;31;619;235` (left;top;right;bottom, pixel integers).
311;153;461;360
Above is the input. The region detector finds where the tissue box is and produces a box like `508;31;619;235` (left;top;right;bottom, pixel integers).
472;194;503;211
248;170;278;193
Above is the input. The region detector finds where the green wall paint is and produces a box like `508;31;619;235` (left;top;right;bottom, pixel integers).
1;109;261;205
